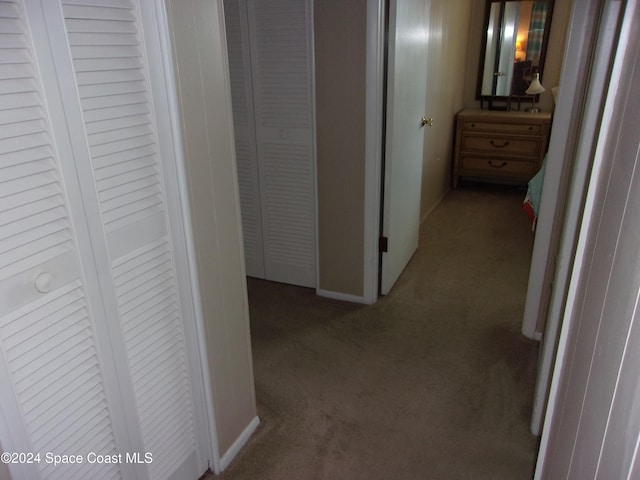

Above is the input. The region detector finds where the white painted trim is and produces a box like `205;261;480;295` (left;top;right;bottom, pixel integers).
155;0;221;472
219;416;261;472
362;0;385;304
317;289;371;305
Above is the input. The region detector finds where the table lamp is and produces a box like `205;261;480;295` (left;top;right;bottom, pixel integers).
525;73;545;113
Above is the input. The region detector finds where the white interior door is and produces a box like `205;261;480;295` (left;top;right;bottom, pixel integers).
380;0;430;295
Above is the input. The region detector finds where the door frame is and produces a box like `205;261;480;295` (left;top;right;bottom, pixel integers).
362;0;386;304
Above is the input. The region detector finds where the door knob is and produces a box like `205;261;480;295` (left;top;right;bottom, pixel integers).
421;117;434;127
35;272;53;293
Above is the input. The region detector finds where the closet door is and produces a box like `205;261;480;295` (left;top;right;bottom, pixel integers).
226;0;316;288
0;1;132;478
247;0;316;288
50;1;205;478
0;1;209;479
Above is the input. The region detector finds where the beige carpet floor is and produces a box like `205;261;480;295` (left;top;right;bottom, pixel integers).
214;183;540;480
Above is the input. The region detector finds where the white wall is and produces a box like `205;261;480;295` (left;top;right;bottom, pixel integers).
420;0;474;219
164;0;258;468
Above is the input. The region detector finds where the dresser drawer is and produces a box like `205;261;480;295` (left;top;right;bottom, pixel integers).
460;156;537;177
463;121;541;135
461;134;540;156
452;109;551;188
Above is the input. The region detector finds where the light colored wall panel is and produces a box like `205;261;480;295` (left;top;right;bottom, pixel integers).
420;0;474;219
314;0;367;296
165;0;257;457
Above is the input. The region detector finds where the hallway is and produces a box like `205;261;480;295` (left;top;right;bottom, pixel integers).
217;184;539;479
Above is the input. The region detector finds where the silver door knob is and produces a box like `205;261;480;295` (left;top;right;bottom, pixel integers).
35;272;53;293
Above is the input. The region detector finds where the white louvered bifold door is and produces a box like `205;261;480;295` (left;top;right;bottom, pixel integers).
55;1;203;479
223;0;265;279
0;1;131;479
0;1;208;479
225;0;316;288
247;0;316;288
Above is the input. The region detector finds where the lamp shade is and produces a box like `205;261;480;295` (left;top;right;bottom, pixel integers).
526;73;546;95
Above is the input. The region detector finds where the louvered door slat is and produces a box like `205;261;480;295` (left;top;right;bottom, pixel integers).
1;180;58;213
89;124;154;149
0;117;45;139
66;18;138;34
84;110;148;132
97;164;156;190
68;32;139;47
79;81;146;101
90;132;153;158
92;145;154;172
63;5;136;22
83;102;149;123
99;174;158;203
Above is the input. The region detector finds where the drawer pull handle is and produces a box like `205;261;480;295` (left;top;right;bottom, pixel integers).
489;140;510;148
488;160;508;169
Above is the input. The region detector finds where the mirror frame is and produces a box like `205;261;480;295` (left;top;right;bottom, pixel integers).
476;0;555;109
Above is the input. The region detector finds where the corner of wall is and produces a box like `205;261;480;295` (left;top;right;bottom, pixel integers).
165;0;257;465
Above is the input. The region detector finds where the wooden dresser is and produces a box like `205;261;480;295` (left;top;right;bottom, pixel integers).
452;109;551;187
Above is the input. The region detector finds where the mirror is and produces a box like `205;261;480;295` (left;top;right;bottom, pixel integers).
477;0;555;109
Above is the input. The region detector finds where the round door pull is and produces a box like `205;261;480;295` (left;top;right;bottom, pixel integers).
35;272;54;293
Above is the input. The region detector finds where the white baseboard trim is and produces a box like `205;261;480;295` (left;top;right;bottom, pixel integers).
316;289;372;305
218;416;260;473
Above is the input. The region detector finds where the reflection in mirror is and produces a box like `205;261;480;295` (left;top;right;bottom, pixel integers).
478;0;554;105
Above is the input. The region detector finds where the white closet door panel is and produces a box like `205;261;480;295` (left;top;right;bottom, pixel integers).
1;288;120;480
261;141;315;285
247;0;316;287
58;2;200;478
249;1;311;128
111;239;196;479
60;0;164;242
0;3;122;479
223;0;265;278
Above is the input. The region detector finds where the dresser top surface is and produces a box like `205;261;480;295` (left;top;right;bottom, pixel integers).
458;109;552;121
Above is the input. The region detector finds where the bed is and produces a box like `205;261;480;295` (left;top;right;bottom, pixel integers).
523;156;546;230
